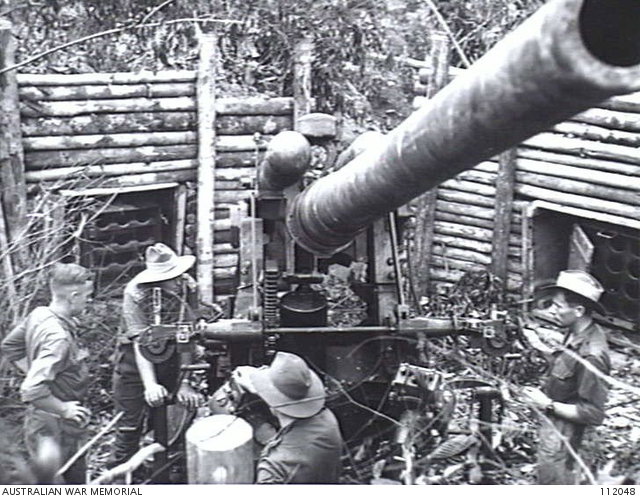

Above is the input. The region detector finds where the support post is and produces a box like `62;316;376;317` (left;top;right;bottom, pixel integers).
0;19;26;267
196;32;217;305
293;37;314;127
491;148;517;291
173;184;187;255
411;31;451;297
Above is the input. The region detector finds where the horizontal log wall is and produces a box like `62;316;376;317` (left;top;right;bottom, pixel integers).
18;70;295;296
418;67;640;302
424;159;524;294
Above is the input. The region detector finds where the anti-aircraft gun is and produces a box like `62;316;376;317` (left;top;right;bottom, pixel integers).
137;0;640;483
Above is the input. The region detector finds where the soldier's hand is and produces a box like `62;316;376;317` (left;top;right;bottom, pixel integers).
177;383;203;410
144;383;169;407
61;401;91;427
522;386;551;409
232;366;258;394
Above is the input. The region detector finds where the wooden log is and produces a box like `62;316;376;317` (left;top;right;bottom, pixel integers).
471;161;499;174
66;173;246;192
412;30;451;295
20;96;195;117
516;170;640;205
432;232;522;257
173;184;187;256
599;91;640;113
20;96;294;118
215;115;292;136
22;113;290;138
437;188;496;208
24;145;197;169
213;253;239;268
0;19;27;245
293;37;314;126
25;148;258;172
23;161;254;183
434;220;522;246
435;210;495;230
439;178;497;197
90;170;196;188
19;82;195;101
207;219;236;232
517;147;640;176
571;107;640;133
434;220;492;242
24;159;196;181
22;112;195;137
23;131;197;151
433;233;492;254
215;135;271;152
553;121;640;147
215;97;294;116
436;200;495;220
196;32;217;306
431;247;522;273
17;70;197;86
517;157;640;191
216;152;259;168
515;184;640;219
435;209;522;234
23;133;268;153
492;149;517;286
0;198;17;314
523;132;640;166
455;169;497;186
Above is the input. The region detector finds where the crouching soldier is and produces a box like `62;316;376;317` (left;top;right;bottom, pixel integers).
234;351;344;484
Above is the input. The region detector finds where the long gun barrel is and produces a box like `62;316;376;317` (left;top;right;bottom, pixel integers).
287;0;640;256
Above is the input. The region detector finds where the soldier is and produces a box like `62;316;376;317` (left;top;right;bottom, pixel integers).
1;263;94;484
523;270;610;484
235;351;344;484
111;243;202;468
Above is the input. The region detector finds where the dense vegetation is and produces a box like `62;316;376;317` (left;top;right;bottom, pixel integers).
2;0;542;120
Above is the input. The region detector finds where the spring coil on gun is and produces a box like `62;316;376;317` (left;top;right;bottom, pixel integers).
263;260;280;329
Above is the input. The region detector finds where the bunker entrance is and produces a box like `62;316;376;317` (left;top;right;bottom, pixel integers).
524;201;640;332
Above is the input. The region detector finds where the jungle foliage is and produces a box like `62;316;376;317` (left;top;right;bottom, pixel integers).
2;0;542;118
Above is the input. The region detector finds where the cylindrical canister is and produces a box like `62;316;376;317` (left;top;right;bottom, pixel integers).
186;415;254;484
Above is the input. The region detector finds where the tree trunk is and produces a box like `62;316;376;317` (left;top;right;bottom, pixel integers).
0;19;26;266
